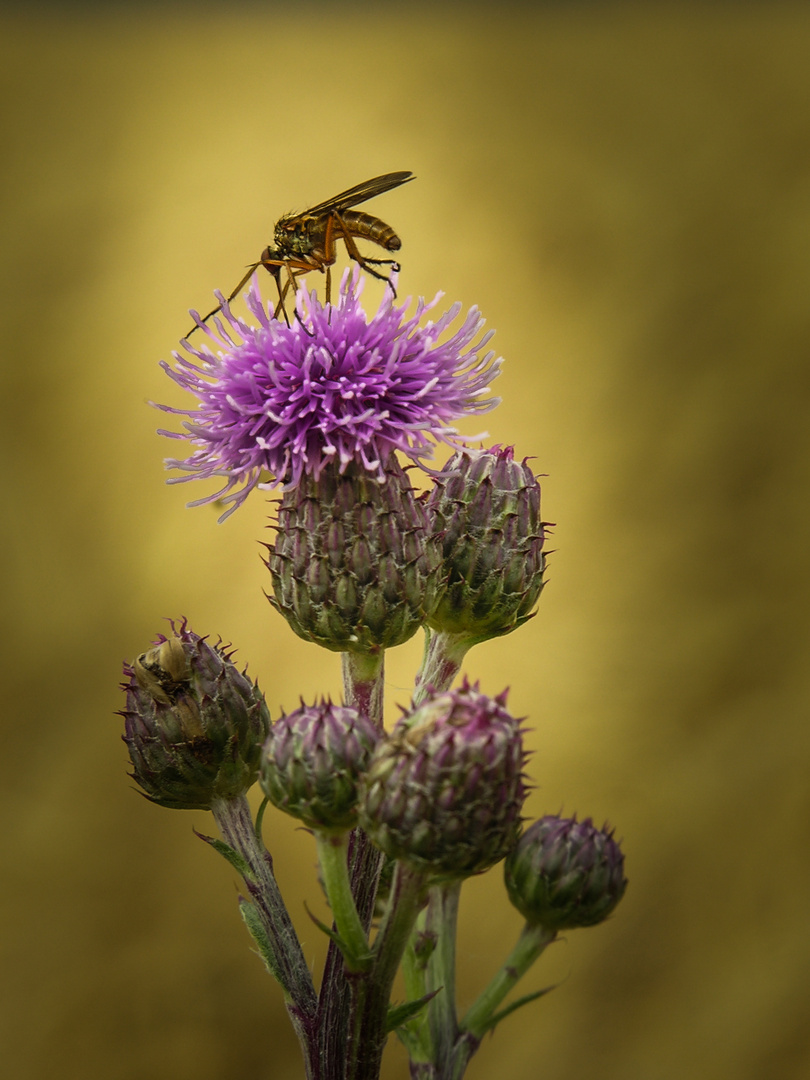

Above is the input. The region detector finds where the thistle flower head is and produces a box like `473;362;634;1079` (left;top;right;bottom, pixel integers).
359;679;528;879
268;455;443;653
259;698;381;832
119;620;270;810
427;445;547;642
504;814;628;930
156;271;501;517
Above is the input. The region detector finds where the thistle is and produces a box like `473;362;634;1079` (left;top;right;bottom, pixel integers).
259;699;381;831
268;456;443;653
117;220;631;1080
505;814;628;930
360;679;528;879
426;445;547;642
155;270;501;517
120;621;270;810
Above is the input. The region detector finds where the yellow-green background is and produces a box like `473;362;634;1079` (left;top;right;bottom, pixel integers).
2;3;809;1078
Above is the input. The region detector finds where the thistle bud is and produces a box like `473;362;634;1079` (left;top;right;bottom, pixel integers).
426;446;546;642
267;457;443;654
505;815;627;930
119;621;270;810
359;679;527;879
259;699;381;831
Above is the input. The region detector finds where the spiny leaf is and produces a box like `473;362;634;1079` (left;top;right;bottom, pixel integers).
238;897;287;989
194;828;253;880
303;902;372;972
475;983;557;1035
386;988;441;1033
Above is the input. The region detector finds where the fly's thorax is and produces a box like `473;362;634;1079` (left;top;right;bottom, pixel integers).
274;213;323;258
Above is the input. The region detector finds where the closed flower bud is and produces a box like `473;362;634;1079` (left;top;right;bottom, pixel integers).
359;680;527;879
119;621;270;810
259;699;381;831
505;815;628;930
426;446;546;642
268;457;443;653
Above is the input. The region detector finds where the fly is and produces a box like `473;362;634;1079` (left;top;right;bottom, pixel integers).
188;171;414;336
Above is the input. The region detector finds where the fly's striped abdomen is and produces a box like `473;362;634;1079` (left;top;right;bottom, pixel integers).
338;211;402;252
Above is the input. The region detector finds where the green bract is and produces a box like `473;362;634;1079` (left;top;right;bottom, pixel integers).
505;815;628;930
426;446;546;642
120;622;270;810
268;457;443;653
360;680;528;879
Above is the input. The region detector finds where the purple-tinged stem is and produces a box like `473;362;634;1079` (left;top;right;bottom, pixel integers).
414;630;474;705
348;862;430;1080
210;794;320;1079
316;650;387;1079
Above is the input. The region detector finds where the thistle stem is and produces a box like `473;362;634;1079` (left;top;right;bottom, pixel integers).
210;794;319;1077
348;862;430;1080
414;629;474;704
317;650;387;1078
439;922;555;1080
315;830;371;972
424;882;461;1069
399;908;433;1064
460;921;556;1039
343;650;385;726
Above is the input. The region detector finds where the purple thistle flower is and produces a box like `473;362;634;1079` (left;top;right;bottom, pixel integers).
155;271;501;518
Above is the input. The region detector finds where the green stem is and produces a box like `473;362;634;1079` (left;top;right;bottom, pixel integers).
424;882;461;1069
342;650;385;725
430;922;556;1080
340;652;386;929
398;907;433;1063
315;830;371;972
413;629;475;705
460;921;556;1039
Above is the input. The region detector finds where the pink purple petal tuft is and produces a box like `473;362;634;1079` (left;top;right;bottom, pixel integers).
155;270;501;518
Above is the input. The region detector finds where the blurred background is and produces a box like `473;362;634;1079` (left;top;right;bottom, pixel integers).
2;2;809;1078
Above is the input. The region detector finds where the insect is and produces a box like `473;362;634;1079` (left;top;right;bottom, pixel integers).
188;171;415;336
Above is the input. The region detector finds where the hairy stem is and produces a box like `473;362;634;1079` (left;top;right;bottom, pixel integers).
461;921;556;1038
424;882;461;1071
348;862;430;1080
317;650;387;1078
414;629;474;705
210;794;319;1078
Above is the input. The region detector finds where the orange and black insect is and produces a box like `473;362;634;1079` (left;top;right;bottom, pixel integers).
189;171;414;336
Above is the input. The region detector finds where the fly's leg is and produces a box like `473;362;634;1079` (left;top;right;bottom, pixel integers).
321;214;339;306
186;260;262;338
269;266;292;326
267;260;317;324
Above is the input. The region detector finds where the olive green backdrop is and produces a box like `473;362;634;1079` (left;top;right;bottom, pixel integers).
2;3;809;1078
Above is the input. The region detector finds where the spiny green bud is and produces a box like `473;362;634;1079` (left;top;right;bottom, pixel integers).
267;457;443;654
505;815;628;930
359;679;528;879
259;699;381;831
119;621;270;810
426;446;546;642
